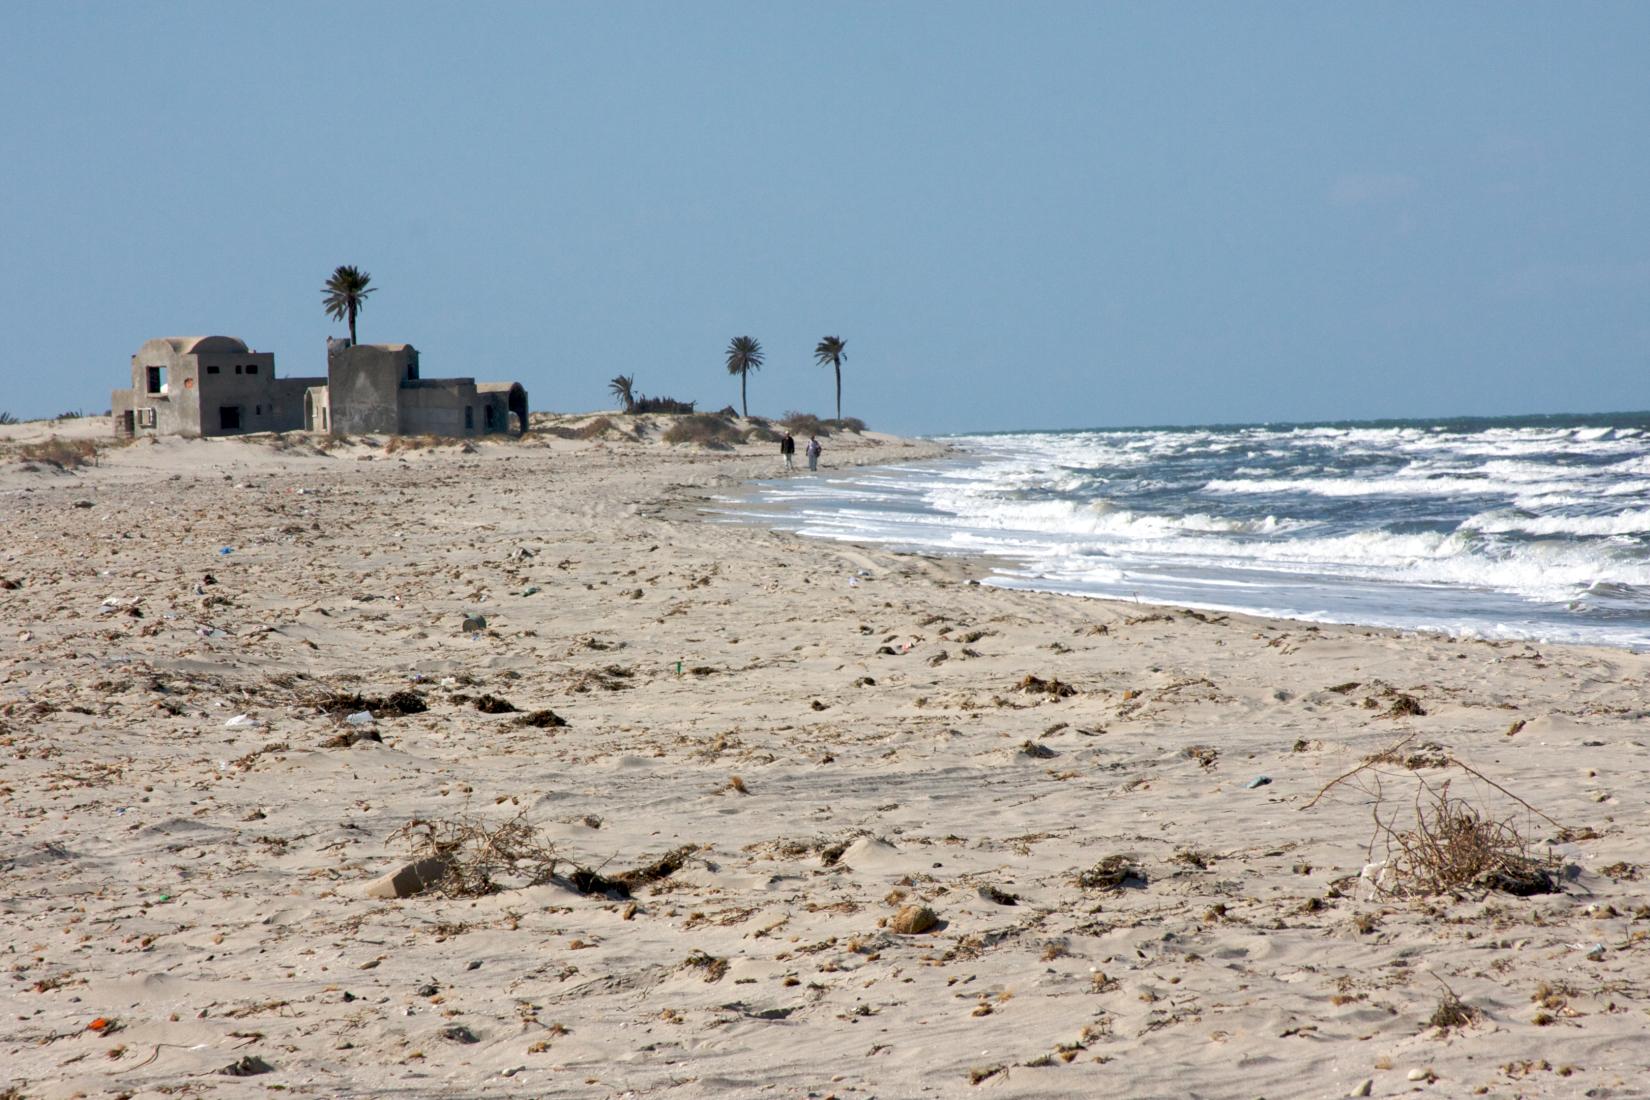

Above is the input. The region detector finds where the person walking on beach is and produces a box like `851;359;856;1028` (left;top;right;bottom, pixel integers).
806;435;822;471
781;432;796;471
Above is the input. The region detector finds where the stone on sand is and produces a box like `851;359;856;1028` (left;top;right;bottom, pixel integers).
890;905;938;934
363;857;452;899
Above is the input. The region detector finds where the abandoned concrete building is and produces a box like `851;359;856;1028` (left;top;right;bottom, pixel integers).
305;341;529;436
113;336;321;437
113;336;528;438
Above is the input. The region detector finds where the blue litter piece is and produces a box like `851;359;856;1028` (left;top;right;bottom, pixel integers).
1245;775;1272;789
218;547;234;556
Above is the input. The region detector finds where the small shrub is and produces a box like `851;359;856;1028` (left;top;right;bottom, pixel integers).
574;416;618;439
0;411;17;425
780;411;829;436
828;416;867;433
1428;979;1479;1032
383;434;449;453
663;414;740;447
12;438;97;469
633;395;696;414
54;410;84;420
742;425;780;444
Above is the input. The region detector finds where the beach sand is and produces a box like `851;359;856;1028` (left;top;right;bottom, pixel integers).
3;416;1648;1099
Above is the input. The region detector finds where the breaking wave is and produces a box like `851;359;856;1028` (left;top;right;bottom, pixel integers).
721;412;1650;649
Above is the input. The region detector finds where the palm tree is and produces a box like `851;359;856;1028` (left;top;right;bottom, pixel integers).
321;265;375;345
814;336;847;421
726;336;763;418
609;374;636;413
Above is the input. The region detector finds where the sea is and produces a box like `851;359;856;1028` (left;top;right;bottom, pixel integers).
718;412;1650;650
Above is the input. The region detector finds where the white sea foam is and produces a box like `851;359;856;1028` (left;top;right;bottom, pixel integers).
727;417;1650;648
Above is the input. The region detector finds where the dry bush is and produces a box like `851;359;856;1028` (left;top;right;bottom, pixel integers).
1427;977;1479;1033
383;434;449;453
12;437;98;469
828;416;867;433
780;411;830;436
663;414;741;447
1305;734;1562;899
742;424;781;443
574;416;626;440
388;813;559;897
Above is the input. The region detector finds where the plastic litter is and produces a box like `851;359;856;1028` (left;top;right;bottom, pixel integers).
218;547;234;556
345;711;374;726
224;714;258;728
1245;775;1272;789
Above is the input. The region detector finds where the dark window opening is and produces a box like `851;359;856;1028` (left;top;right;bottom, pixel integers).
465;406;474;430
206;365;220;374
255;404;262;415
120;410;135;435
235;364;243;374
246;363;259;374
145;366;165;393
219;406;241;431
484;405;496;429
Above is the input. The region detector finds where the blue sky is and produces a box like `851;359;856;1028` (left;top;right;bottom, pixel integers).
3;3;1647;434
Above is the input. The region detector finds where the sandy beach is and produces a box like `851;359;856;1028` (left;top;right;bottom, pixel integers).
3;417;1649;1100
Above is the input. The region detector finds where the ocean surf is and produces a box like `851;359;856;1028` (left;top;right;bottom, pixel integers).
717;412;1650;649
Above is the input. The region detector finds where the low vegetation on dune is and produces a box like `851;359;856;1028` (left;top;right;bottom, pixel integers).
780;411;867;436
6;437;102;470
632;394;696;414
663;413;744;448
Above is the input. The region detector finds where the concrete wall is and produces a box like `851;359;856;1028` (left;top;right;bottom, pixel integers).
114;337;316;437
123;339;202;436
400;379;480;436
326;345;416;436
477;382;529;434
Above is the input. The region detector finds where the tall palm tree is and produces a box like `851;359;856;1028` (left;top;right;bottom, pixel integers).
609;374;636;412
726;336;763;418
814;336;847;421
321;265;375;345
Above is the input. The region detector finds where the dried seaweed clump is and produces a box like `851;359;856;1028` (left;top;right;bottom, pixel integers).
388;813;559;897
570;844;699;899
1076;855;1145;891
1017;674;1077;698
314;689;428;717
